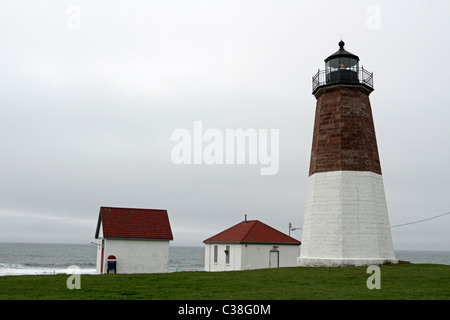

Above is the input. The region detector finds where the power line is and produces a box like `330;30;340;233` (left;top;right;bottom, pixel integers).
390;212;450;229
285;211;450;233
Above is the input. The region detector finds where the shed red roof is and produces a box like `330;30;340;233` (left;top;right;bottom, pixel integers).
95;207;173;240
203;220;300;245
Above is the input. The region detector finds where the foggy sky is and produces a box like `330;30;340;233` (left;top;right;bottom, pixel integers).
1;0;450;251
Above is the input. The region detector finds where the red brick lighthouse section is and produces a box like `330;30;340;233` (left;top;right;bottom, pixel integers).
298;41;397;267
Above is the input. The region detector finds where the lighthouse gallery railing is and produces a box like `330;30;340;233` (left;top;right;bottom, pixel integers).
312;67;374;93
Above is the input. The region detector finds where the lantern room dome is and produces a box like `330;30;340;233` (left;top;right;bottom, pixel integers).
325;40;360;63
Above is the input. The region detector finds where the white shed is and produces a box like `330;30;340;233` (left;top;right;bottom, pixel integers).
94;206;173;274
204;219;301;271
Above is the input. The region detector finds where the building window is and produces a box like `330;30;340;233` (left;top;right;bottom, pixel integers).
225;246;230;264
213;245;218;264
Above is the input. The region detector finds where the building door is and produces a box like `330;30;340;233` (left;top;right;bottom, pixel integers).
269;249;279;268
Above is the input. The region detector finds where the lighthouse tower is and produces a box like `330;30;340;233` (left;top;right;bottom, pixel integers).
298;41;398;267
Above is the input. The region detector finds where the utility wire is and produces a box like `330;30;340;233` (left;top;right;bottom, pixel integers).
287;211;450;232
390;212;450;229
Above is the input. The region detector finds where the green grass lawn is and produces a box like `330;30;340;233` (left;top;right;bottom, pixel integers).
1;264;449;300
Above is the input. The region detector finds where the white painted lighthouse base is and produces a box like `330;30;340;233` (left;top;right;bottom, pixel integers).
298;171;398;267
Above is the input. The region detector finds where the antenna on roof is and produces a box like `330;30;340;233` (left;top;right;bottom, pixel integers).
244;214;247;224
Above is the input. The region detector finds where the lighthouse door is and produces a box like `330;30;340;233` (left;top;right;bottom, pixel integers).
269;249;279;268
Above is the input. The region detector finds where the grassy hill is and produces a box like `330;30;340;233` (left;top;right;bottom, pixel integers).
1;264;449;300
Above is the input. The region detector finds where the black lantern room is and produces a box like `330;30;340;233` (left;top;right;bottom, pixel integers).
312;40;374;95
325;40;359;84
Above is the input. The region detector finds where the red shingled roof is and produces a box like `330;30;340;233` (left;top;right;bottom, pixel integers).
95;207;173;240
203;220;300;245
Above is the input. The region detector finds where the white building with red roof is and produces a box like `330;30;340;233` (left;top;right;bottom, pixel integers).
94;206;173;274
203;218;301;271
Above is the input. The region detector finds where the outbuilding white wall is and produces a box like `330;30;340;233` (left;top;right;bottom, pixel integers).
96;238;170;274
204;243;300;271
204;243;241;272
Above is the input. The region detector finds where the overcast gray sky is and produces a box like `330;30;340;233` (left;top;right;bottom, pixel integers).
1;0;449;251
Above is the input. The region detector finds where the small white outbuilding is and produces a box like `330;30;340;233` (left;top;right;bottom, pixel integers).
204;219;301;271
94;206;173;274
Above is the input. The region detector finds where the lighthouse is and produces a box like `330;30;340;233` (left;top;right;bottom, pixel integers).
298;41;398;267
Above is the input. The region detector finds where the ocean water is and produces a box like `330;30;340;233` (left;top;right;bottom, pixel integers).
0;242;97;276
0;242;449;276
395;250;450;265
169;246;205;272
0;242;205;276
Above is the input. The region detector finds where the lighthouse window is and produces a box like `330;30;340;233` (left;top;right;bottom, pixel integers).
328;60;339;72
326;61;331;74
339;57;350;70
225;246;230;264
349;58;359;72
